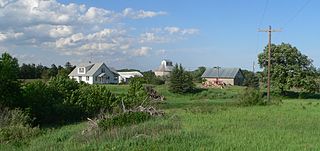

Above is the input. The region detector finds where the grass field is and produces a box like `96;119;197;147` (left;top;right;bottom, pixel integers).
2;85;320;150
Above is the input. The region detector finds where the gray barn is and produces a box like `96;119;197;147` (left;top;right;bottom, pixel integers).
201;68;244;86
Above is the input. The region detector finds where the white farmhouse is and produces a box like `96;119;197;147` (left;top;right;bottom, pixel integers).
118;71;143;83
154;59;173;76
68;62;119;84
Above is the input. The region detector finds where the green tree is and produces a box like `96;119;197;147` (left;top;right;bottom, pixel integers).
169;64;195;94
242;70;259;88
64;61;74;74
142;70;165;85
191;66;206;83
0;52;21;107
48;64;58;77
258;43;318;93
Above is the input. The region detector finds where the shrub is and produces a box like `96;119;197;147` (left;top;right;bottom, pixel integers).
142;71;165;85
22;81;65;124
120;78;149;108
238;88;265;106
67;85;118;117
0;108;39;143
47;76;79;98
98;112;151;130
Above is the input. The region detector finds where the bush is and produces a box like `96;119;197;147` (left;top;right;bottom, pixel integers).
0;108;39;143
120;78;149;108
47;76;79;98
142;71;165;85
238;88;265;106
98;112;151;130
22;81;65;124
67;85;118;117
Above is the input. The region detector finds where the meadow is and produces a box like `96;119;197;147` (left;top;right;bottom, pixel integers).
2;85;320;151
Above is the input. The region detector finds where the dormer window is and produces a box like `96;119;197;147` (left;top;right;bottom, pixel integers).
166;62;173;66
78;67;85;74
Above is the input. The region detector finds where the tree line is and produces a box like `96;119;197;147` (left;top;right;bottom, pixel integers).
18;62;75;79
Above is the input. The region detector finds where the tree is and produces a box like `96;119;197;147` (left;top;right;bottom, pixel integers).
242;70;259;88
0;52;21;107
169;64;195;94
48;64;58;77
258;43;318;93
142;70;165;85
191;66;206;83
64;61;74;74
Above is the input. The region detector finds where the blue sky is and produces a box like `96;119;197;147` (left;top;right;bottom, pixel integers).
0;0;319;71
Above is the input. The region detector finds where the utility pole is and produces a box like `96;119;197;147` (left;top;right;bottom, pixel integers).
258;26;281;102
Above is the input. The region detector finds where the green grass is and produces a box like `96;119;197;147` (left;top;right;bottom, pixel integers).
2;85;320;150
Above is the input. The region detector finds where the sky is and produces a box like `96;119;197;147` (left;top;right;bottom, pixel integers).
0;0;319;71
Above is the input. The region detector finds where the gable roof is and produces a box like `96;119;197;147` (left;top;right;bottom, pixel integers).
201;67;241;78
68;62;118;76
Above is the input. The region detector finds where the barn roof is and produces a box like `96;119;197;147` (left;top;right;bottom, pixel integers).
201;67;241;78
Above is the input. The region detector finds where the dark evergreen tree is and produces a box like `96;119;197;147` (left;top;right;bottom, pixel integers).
48;64;58;77
169;64;195;94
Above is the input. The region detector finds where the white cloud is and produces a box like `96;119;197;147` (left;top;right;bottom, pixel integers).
0;31;24;42
0;0;199;65
134;47;151;56
164;26;199;35
0;33;8;41
49;25;73;38
139;27;199;44
164;27;180;34
123;8;167;19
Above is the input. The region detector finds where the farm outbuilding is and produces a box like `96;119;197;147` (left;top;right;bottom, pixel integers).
154;59;174;77
201;67;244;86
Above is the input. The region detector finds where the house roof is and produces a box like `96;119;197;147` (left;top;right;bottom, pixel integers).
201;67;241;78
68;62;118;76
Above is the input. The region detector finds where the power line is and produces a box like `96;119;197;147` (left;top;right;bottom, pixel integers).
282;0;312;28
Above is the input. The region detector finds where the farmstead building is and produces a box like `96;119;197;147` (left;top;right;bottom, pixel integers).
68;62;119;84
154;59;174;76
118;71;143;83
201;67;244;86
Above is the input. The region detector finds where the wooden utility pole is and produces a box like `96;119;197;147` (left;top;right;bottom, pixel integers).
258;26;281;102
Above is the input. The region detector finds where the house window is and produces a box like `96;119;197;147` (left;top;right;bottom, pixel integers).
101;68;105;73
79;76;82;81
86;76;89;81
78;67;85;74
95;76;98;81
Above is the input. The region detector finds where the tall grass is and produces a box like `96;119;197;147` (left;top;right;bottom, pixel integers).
3;85;320;150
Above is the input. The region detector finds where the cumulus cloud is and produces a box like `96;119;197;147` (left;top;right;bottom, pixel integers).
49;25;73;38
164;26;199;35
123;8;167;19
134;46;151;56
139;27;199;44
0;0;198;65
